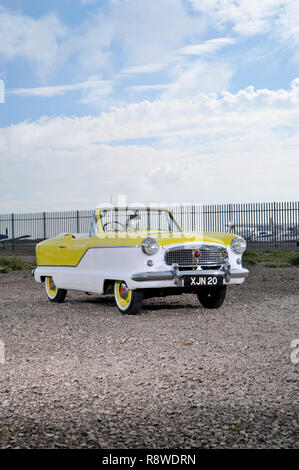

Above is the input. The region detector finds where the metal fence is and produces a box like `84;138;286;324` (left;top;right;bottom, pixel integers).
0;202;298;254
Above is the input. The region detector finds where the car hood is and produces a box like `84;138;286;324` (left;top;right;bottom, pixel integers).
112;230;236;246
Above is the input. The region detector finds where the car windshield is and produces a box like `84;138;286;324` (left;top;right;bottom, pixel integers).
100;209;182;232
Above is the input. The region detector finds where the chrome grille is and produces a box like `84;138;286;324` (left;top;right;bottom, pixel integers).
164;245;227;266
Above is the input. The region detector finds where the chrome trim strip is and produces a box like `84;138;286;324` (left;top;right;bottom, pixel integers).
89;245;140;248
131;271;174;281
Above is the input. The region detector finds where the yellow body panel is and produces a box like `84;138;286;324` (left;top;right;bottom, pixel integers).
36;234;92;266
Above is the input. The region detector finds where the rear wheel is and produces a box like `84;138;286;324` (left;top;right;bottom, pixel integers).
114;280;143;314
45;276;67;303
197;285;227;309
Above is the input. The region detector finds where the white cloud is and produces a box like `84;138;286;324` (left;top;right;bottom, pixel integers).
8;79;114;98
0;79;4;103
62;9;115;77
1;80;299;211
190;0;299;57
80;82;115;104
120;63;169;75
69;0;205;78
161;60;233;99
126;84;168;92
0;2;230;91
2;0;299;91
190;0;286;35
279;0;299;47
109;0;204;64
179;37;236;56
2;80;299;147
0;6;66;77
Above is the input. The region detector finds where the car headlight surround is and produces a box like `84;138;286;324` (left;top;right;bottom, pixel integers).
141;237;159;256
231;236;247;254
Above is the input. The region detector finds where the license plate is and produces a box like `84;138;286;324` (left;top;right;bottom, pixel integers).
183;275;223;287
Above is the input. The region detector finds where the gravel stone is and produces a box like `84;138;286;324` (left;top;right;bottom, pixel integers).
0;264;298;448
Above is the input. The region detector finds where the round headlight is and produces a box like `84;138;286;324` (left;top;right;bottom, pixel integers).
141;237;159;256
231;236;247;254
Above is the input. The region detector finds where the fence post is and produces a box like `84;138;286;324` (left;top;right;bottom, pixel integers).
191;205;195;231
43;212;46;239
11;213;15;253
76;210;80;233
228;203;232;232
273;202;277;248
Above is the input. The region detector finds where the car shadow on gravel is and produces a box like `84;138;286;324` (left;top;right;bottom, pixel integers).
75;296;115;306
141;303;200;311
73;295;200;311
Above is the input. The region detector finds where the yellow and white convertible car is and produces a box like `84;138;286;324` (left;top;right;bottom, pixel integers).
34;206;249;314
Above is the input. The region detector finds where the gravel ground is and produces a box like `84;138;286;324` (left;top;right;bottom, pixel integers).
0;264;298;449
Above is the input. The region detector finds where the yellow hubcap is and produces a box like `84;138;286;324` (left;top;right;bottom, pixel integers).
46;276;58;298
115;281;131;308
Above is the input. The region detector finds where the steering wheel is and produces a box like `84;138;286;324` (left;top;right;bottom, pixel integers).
103;221;126;232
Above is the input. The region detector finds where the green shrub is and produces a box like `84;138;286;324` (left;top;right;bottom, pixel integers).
243;250;298;266
289;253;299;266
242;250;259;265
0;257;35;272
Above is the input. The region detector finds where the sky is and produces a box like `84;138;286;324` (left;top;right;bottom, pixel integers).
0;0;299;213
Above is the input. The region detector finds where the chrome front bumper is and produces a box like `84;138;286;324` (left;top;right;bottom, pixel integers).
131;263;249;285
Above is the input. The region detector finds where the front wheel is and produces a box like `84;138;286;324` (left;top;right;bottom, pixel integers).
197;285;227;309
114;281;143;314
45;276;67;303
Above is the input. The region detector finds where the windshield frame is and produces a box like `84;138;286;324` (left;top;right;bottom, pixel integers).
98;207;183;233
